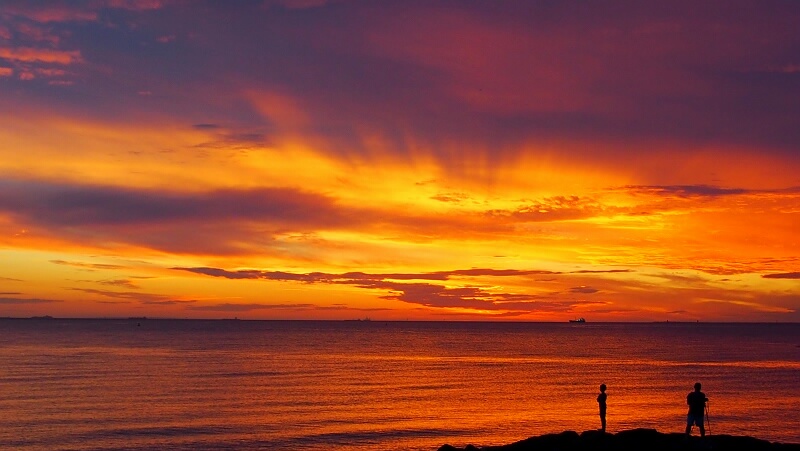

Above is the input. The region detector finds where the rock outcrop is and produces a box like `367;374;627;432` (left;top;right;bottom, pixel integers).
439;429;800;451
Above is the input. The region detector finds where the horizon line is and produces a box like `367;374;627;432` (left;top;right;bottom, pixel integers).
1;316;797;324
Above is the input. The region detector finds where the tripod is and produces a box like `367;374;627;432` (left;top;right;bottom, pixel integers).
705;402;712;435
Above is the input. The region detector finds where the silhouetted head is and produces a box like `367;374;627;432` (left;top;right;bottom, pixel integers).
694;382;702;391
600;384;606;392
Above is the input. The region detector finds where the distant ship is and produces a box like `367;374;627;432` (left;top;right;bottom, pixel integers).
569;317;586;323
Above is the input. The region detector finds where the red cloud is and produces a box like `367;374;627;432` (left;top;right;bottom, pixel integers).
15;22;61;45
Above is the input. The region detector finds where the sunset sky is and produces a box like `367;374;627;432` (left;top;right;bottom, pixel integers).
1;0;798;321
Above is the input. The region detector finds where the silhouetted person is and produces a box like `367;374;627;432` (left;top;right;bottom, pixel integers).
597;383;607;432
685;382;708;437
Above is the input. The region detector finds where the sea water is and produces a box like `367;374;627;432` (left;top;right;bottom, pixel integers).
1;320;798;450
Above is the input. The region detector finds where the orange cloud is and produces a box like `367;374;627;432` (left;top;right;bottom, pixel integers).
0;47;81;64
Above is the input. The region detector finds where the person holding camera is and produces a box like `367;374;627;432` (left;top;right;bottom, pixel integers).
685;382;709;437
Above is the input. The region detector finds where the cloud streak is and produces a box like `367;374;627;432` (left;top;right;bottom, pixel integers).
0;297;62;304
176;266;616;313
0;47;81;64
186;302;316;312
763;272;800;280
0;180;343;227
174;266;627;283
69;288;195;305
621;185;800;198
51;260;127;270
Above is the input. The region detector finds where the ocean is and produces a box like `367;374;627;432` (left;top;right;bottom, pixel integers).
1;320;798;450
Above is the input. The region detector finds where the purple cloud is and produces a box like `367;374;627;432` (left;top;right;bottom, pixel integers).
624;185;751;198
4;1;800;159
0;180;344;227
763;272;800;279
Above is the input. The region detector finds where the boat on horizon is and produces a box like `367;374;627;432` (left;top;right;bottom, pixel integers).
569;317;586;323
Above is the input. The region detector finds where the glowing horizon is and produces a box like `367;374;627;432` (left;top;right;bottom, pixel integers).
1;1;798;321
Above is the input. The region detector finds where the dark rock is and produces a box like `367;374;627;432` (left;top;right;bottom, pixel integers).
579;429;613;450
614;428;677;451
439;444;480;451
706;434;777;451
482;430;580;451
441;429;800;451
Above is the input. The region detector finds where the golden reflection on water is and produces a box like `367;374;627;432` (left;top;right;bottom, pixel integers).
0;320;798;450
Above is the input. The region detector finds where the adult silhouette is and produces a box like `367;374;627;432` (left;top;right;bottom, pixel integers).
597;383;607;432
685;382;708;437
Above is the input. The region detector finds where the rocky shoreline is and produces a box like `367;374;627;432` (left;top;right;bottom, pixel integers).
439;429;800;451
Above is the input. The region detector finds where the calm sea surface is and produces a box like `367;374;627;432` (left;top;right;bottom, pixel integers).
1;320;798;450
